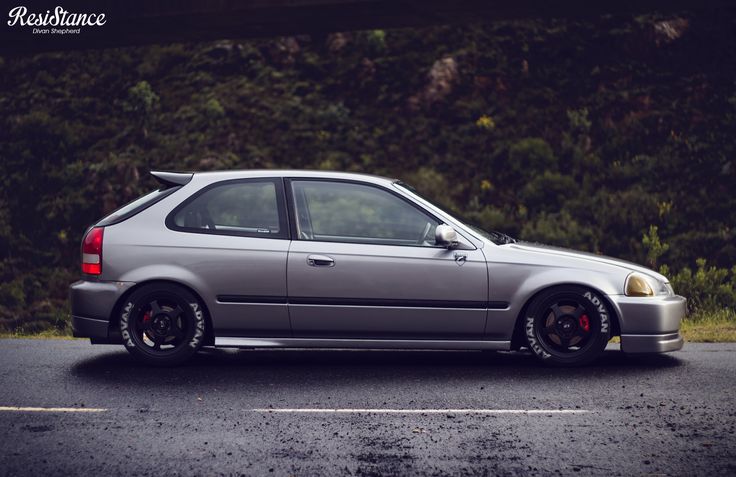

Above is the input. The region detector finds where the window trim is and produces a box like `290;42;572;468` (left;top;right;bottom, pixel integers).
284;177;445;248
165;177;290;240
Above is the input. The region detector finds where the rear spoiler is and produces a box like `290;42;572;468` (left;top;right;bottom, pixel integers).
150;170;193;188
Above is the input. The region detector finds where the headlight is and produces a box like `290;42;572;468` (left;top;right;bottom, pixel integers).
625;273;654;297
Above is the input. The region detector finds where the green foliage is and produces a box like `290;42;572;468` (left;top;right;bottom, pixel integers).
0;13;734;333
204;98;225;121
521;210;597;251
0;280;25;308
649;232;735;315
463;205;508;233
403;167;463;212
0;268;75;333
566;108;591;134
663;260;736;313
124;80;160;117
364;30;387;54
508;138;557;178
642;225;669;268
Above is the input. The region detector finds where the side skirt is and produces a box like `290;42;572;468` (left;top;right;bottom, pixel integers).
214;337;511;350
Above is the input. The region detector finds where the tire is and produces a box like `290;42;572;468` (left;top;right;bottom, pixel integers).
524;285;611;366
119;283;207;366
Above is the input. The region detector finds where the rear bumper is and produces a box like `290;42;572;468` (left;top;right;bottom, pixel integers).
609;294;686;354
72;315;110;340
69;280;135;341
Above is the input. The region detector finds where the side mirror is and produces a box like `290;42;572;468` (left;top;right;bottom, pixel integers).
435;224;459;248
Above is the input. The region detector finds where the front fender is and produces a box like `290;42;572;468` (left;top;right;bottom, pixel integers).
484;263;625;340
491;264;623;305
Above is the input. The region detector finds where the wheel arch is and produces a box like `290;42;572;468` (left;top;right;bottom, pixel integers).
509;283;621;350
107;279;215;346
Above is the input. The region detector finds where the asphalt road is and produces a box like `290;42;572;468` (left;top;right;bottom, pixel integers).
0;340;734;476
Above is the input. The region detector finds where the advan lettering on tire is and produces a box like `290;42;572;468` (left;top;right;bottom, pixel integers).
525;316;551;359
120;302;134;347
583;291;610;335
189;302;205;348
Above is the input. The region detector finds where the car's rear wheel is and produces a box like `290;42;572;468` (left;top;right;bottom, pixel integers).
119;283;206;366
525;285;611;366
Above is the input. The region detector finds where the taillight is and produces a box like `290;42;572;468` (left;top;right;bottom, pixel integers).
81;227;104;275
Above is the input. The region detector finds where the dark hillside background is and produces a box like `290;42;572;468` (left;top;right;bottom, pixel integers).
1;13;735;332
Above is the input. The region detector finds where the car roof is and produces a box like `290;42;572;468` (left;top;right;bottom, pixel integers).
181;169;398;186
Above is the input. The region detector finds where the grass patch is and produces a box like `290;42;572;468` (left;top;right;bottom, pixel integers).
610;309;736;344
0;328;76;340
680;309;736;343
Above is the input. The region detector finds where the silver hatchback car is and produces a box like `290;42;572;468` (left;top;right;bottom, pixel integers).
70;170;685;366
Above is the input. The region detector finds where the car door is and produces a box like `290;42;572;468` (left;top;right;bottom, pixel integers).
164;177;291;337
286;179;488;339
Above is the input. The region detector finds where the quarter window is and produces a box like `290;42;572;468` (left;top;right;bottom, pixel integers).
170;179;287;238
290;180;440;246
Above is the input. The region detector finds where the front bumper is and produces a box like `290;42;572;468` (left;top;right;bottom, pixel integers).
619;332;684;353
70;279;135;341
609;294;686;354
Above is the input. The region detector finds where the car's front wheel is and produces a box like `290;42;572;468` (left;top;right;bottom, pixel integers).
119;283;207;366
525;285;611;366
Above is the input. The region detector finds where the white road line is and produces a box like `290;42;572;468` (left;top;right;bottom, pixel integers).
0;406;107;413
252;408;588;414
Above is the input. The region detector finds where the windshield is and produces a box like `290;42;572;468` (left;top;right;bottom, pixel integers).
394;181;516;245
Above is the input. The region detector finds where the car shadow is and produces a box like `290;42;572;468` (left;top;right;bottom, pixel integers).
71;346;684;389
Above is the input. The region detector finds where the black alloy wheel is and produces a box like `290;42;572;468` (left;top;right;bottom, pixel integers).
120;283;206;366
525;285;611;366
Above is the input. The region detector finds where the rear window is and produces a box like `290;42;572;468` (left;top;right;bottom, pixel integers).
96;187;180;226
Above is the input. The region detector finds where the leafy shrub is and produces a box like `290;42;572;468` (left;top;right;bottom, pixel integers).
662;260;736;313
642;225;669;269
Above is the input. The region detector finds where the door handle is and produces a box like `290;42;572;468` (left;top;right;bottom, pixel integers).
307;255;335;267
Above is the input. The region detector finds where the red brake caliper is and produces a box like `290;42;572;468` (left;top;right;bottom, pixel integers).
579;314;590;332
143;312;151;324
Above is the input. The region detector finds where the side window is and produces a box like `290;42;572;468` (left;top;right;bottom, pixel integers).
169;179;287;238
291;180;440;246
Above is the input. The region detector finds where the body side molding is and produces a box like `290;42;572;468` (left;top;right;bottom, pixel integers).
216;295;509;309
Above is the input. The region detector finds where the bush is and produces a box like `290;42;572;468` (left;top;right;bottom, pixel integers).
662;260;736;313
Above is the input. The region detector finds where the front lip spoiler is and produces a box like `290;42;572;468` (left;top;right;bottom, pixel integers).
620;332;684;354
